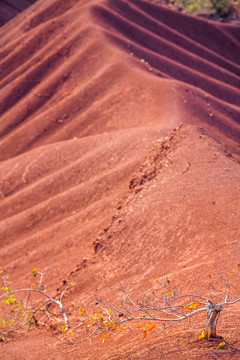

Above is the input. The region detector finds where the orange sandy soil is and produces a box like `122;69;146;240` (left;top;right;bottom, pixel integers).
0;0;240;359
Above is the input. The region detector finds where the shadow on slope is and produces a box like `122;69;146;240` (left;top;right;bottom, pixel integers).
0;0;37;26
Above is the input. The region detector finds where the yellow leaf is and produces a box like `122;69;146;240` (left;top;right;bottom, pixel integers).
142;330;148;339
198;330;205;340
86;318;92;327
79;306;84;313
117;327;126;331
209;275;212;279
229;273;232;278
68;329;73;334
217;341;226;349
147;325;156;332
184;300;199;310
62;325;66;333
32;268;38;277
93;312;103;319
108;309;112;314
137;324;155;331
100;332;107;343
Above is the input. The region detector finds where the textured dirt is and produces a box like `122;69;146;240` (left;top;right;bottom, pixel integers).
0;0;240;359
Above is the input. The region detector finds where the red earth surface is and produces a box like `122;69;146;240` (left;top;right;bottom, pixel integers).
0;0;240;359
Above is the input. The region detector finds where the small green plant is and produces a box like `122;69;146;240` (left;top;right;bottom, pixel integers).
172;0;237;17
0;266;240;348
0;267;73;341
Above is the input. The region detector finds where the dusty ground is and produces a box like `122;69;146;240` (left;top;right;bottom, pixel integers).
0;0;240;359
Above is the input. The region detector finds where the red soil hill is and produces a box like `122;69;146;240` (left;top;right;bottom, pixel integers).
0;0;239;359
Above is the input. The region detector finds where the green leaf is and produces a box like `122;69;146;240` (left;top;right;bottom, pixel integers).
164;287;174;294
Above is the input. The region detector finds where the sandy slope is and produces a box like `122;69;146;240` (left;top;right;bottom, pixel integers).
0;0;240;359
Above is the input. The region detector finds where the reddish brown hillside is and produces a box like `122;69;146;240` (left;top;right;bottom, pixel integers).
0;0;240;359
